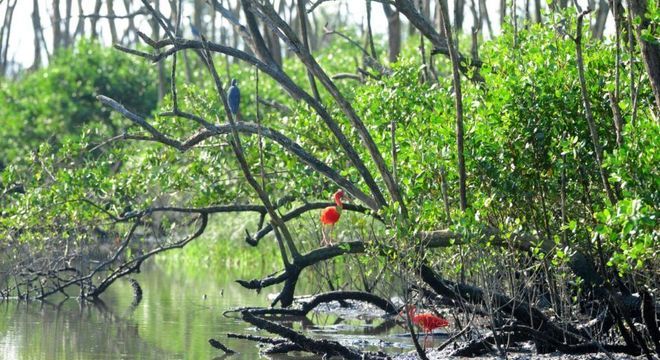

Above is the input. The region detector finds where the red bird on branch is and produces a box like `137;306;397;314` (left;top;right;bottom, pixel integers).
401;305;450;345
320;189;347;246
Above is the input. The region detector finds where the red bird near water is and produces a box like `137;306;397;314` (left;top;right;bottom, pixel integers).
402;305;450;344
320;189;347;246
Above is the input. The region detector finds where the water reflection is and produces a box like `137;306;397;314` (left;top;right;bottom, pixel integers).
0;262;427;359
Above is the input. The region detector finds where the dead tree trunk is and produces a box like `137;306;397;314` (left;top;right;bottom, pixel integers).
0;0;17;76
30;0;43;71
454;0;465;32
90;0;102;39
296;0;322;102
629;0;660;111
382;3;401;63
63;0;72;47
480;0;494;36
152;0;166;100
73;0;85;41
534;0;542;23
262;23;282;67
107;0;119;44
121;0;135;43
52;0;63;52
194;0;203;35
592;0;609;39
437;0;468;211
574;9;617;205
500;0;506;26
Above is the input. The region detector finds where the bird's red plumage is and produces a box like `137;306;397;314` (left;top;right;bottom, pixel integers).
411;313;450;332
406;306;450;333
320;206;341;225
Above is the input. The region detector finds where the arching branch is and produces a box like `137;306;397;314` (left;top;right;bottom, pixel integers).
245;202;381;245
96;95;377;209
115;35;387;210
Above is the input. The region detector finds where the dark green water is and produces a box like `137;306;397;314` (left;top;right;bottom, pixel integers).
0;262;432;359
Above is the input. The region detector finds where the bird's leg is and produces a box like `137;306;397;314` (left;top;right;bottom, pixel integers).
321;225;329;246
328;224;335;246
321;225;334;246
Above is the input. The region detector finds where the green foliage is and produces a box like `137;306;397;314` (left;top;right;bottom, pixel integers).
640;0;659;44
0;39;158;165
595;199;657;273
349;17;658;276
1;13;658;298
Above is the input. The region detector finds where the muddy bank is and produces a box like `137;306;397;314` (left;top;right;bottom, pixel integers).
394;349;641;360
229;295;648;359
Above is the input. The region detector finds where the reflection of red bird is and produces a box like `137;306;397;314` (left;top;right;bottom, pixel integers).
401;305;450;346
320;189;346;246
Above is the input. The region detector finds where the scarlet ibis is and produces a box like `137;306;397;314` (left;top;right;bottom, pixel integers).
401;305;450;346
227;79;240;115
320;189;346;246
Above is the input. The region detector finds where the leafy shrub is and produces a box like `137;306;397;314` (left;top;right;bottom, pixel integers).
0;39;158;166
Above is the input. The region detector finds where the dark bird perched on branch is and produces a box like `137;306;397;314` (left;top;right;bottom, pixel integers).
228;79;241;115
187;16;200;38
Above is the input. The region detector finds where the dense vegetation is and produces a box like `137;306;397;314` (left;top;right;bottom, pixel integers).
0;0;658;358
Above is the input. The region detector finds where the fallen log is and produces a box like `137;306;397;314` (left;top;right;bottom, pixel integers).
419;264;585;345
641;290;660;355
223;291;397;318
262;342;305;354
452;331;528;357
236;225;605;309
500;324;640;355
208;338;235;354
226;332;287;344
240;309;390;360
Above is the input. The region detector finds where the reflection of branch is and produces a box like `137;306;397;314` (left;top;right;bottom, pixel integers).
89;214;208;297
34;220;141;299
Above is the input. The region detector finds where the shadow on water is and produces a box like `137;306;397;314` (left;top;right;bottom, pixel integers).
0;262;437;359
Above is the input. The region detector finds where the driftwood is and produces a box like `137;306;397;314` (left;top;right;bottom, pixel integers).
224;290;397;317
226;332;287;344
240;309;390;360
228;332;307;355
218;291;396;357
208;338;235;354
262;341;304;354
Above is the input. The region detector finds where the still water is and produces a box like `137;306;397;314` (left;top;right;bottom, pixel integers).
0;262;432;359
